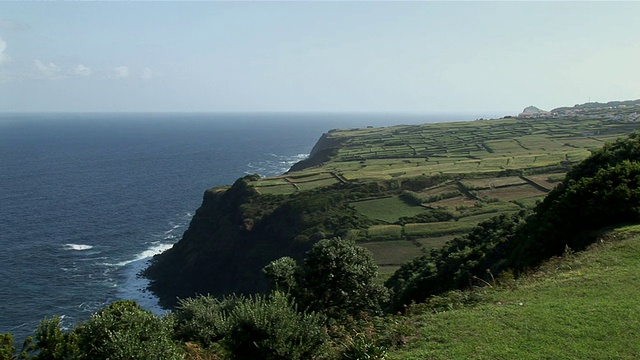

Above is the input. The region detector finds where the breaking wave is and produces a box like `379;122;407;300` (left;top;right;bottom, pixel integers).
64;244;93;251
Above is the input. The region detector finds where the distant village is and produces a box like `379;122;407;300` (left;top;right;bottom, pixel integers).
516;99;640;122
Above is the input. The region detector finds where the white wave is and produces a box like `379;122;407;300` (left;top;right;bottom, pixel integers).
245;152;310;177
115;242;175;315
163;225;181;234
101;212;191;315
109;243;174;267
64;244;93;251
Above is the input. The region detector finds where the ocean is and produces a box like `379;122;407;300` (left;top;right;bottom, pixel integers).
0;112;480;343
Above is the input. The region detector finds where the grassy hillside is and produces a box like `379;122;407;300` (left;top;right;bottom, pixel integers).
386;225;640;359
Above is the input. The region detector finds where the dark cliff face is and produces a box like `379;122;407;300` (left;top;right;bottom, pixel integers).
287;132;344;173
144;177;264;307
143;174;365;308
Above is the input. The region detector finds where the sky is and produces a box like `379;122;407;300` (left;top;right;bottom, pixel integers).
0;1;639;114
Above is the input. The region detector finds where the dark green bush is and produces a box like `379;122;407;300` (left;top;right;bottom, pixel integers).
270;238;389;320
173;295;241;348
75;301;181;360
222;292;327;360
174;292;328;360
386;213;524;310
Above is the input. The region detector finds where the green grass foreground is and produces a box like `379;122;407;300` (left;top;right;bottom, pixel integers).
387;225;640;359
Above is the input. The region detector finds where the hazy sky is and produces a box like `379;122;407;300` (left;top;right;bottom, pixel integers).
1;2;639;114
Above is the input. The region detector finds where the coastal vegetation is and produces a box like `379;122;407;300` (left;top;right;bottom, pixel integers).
4;99;640;359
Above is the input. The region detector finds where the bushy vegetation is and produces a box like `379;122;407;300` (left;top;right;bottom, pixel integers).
174;292;328;360
386;212;525;310
0;301;182;360
513;132;640;268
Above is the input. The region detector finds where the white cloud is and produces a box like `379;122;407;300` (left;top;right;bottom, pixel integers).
0;19;29;31
114;65;129;78
141;67;155;80
34;59;63;79
0;37;9;64
71;64;91;77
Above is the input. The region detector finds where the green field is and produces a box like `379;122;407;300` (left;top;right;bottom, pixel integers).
404;221;475;237
350;196;426;223
387;226;640;359
359;240;423;265
415;234;458;251
308;117;639;181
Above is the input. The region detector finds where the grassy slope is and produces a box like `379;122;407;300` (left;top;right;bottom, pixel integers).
387;225;640;359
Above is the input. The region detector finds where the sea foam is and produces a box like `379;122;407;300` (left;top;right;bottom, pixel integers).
64;244;93;251
116;242;175;314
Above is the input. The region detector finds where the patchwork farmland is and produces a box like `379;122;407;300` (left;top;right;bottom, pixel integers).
247;111;640;274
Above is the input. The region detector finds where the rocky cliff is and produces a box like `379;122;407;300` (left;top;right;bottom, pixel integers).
287;132;344;172
144;170;372;307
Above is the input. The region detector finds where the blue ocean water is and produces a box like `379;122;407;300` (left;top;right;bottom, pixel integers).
0;112;478;343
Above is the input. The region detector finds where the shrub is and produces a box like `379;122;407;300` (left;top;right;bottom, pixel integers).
386;213;524;310
174;293;328;360
222;292;327;360
75;300;182;360
173;295;241;348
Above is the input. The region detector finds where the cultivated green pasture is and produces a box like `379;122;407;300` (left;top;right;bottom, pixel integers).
460;176;526;190
415;234;458;251
359;240;423;265
295;177;338;191
404;221;474;237
350;196;425;223
309;117;639;181
255;183;296;195
524;173;565;190
475;184;547;202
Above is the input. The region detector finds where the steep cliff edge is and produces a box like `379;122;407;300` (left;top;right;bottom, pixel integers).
144;177;269;307
144;173;374;308
287;131;344;172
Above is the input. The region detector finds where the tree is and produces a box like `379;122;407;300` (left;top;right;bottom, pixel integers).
266;238;388;319
261;256;297;293
30;316;77;360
